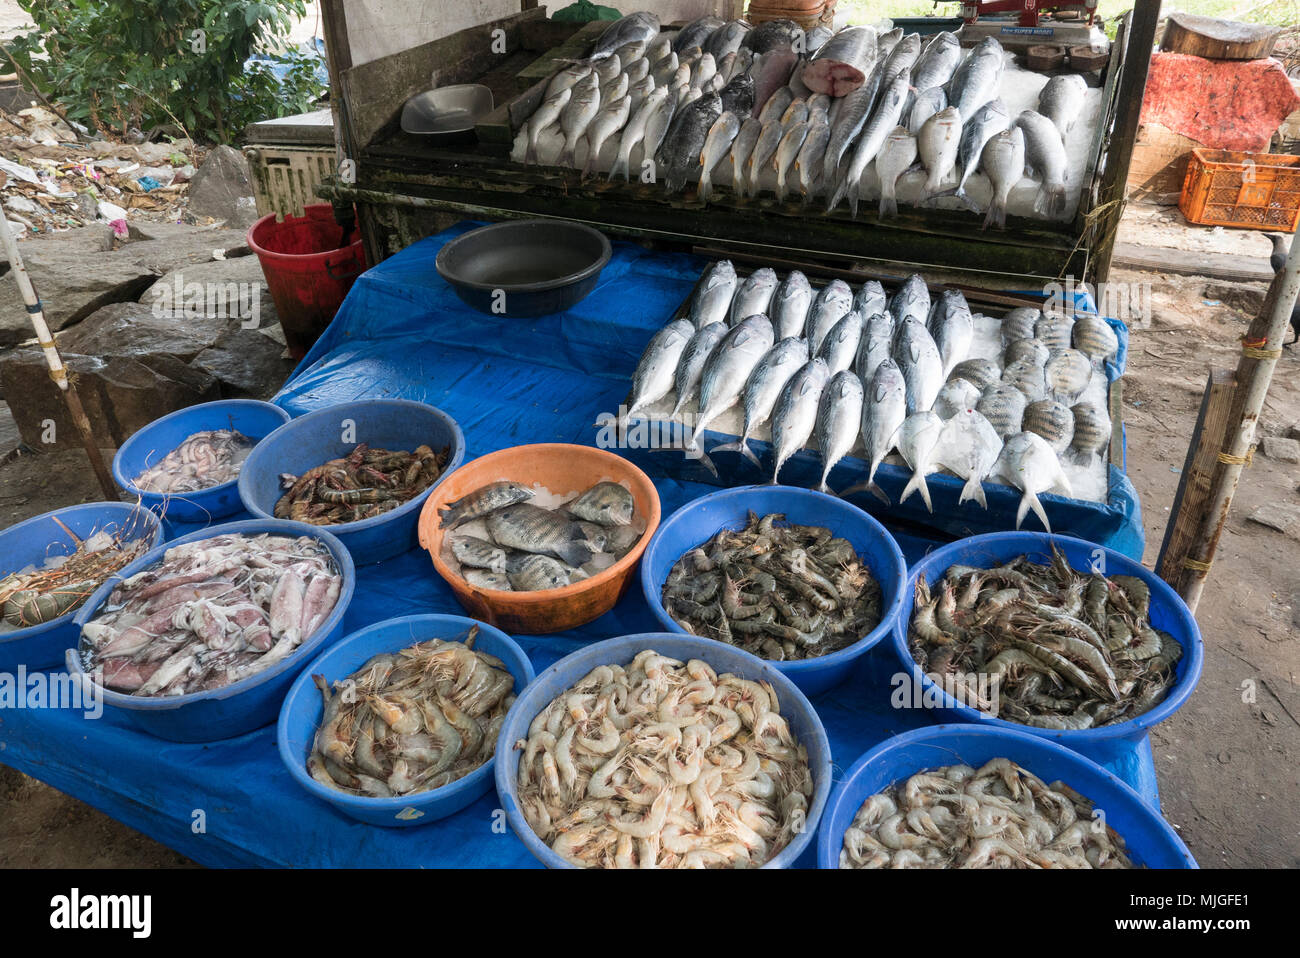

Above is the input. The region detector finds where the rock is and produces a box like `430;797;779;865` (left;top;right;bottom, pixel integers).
0;400;19;456
1291;592;1300;629
1286;424;1300;442
0;349;219;449
71;193;97;220
1247;502;1300;535
141;254;276;331
57;301;229;364
186;145;258;229
191;326;295;399
1263;436;1300;463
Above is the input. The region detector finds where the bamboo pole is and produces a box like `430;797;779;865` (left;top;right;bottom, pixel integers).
1177;229;1300;611
0;208;119;500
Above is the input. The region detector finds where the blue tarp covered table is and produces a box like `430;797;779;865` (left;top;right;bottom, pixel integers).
0;225;1160;868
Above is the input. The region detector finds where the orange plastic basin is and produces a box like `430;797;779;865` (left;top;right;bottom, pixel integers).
417;444;661;634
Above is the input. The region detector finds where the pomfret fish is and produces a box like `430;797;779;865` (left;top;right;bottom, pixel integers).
713;336;809;467
687;259;738;329
815;370;865;494
729;268;779;325
894;316;944;414
670;322;728;419
623;318;695;420
933;408;1003;507
769;358;831;484
894;411;946;511
806;279;855;353
932;377;981;420
993;431;1072;532
770;270;813;340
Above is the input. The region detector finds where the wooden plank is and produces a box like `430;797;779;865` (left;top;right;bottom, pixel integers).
1156;367;1237;586
1125;122;1201;199
1112;242;1275;283
1161;13;1281;60
516;20;607;79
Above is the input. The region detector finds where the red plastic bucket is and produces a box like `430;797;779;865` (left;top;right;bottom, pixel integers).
247;204;366;359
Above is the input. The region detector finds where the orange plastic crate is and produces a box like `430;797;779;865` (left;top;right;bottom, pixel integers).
1179;148;1300;231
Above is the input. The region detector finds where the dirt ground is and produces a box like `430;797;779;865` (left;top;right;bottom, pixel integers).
1;201;1298;868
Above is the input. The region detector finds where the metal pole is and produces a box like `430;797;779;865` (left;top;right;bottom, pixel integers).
0;209;119;500
1179;228;1300;611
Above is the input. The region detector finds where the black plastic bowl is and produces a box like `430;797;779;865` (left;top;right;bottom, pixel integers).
435;220;612;318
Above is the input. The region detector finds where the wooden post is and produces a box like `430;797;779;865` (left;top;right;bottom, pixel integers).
1156;367;1236;585
1177;230;1300;609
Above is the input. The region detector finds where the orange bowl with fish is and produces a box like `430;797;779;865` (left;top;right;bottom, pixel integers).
417;444;660;634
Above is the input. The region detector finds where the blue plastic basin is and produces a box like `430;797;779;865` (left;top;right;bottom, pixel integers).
890;532;1203;765
68;518;355;742
238;399;465;565
277;613;535;828
494;632;832;868
816;724;1197;868
0;503;162;671
639;485;908;696
112;400;291;524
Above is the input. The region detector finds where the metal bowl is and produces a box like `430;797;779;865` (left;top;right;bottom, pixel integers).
400;85;493;144
435;219;612;317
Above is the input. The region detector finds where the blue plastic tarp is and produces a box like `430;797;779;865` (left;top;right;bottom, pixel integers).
0;224;1160;868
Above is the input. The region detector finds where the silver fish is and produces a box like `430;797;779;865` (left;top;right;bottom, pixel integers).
816;309;864;375
626;74;656;116
780;97;809;126
559;73;601;167
713;336;809;467
911;31;963;94
589;12;660;62
704;20;748;60
771;270;813;340
1072;315;1119;366
917;106;962;203
1023;399;1075;454
745;118;784;196
807;93;831;115
878;28;904;59
583;94;631;178
941;98;1010;207
895;411;946;511
569;481;635;526
770;358;831;484
611;86;668;182
699;110;742;202
687;259;738;329
452;536;508;574
674;16;724;54
1035;314;1075;352
526;86;572;165
876;125;919;219
649;36;673;63
815;370;865;494
651;52;680;87
600;72;630;108
980;126;1025;230
546;63;593;100
488;504;597;569
1000;307;1042;344
691;52;718;90
1038;74;1087;137
1070;402;1111;465
794;110;831;203
948;38;1004;119
439;481;534;528
1017;110;1068;217
506;553;574;592
623;56;651;84
641;86;678;161
889;274;931;326
464;569;512;592
852;357;908;502
932;377;981;420
1002;356;1047;402
807;279;855;353
805;26;834;56
929;288;973;377
774;119;810;202
595;58;623;86
730;268;779;325
692;315;777;457
671;322;729;419
821;84;876;188
950;357;1002;391
992;431;1072;532
933;408;1003;507
1044;348;1092;404
730;116;763;193
678;48;703;69
878;32;922;89
906;87;946;136
716;51;737;85
895;316;944;414
659;93;721;192
624;319;695;420
977;383;1027;440
832;69;910;216
854;280;887;318
855;310;896;385
1004;337;1051;368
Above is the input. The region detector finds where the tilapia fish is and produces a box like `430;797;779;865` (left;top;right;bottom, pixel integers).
993;431;1072;532
1005;337;1050;368
1002;356;1047;402
815;370;865;494
568;480;635;526
687;259;738;329
1044;348;1092;404
623;319;694;420
452;535;508;574
440;481;534;528
730;268;779;325
713;336;809;467
1023;399;1075;454
804;25;877;96
1070;401;1111;465
771;270;813;339
770;358;830;484
1000;307;1041;345
950;357;1002;391
1072;315;1119;366
487;504;597;569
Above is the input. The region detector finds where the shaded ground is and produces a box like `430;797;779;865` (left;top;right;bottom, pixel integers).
1;205;1299;867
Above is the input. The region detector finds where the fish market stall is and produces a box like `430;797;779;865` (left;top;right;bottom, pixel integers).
321;5;1159;284
0;226;1177;868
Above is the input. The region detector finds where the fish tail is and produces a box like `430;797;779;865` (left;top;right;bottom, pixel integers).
738;440;761;469
848;179;861;218
556;540;596;569
960;475;988;509
1049;184;1066;217
826;176;848;213
559;143;577;167
609;152;629;181
1016;490;1051;533
525;140;537;165
900;471;933;512
839;480;892;505
699;170;712;202
879;191;897;219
